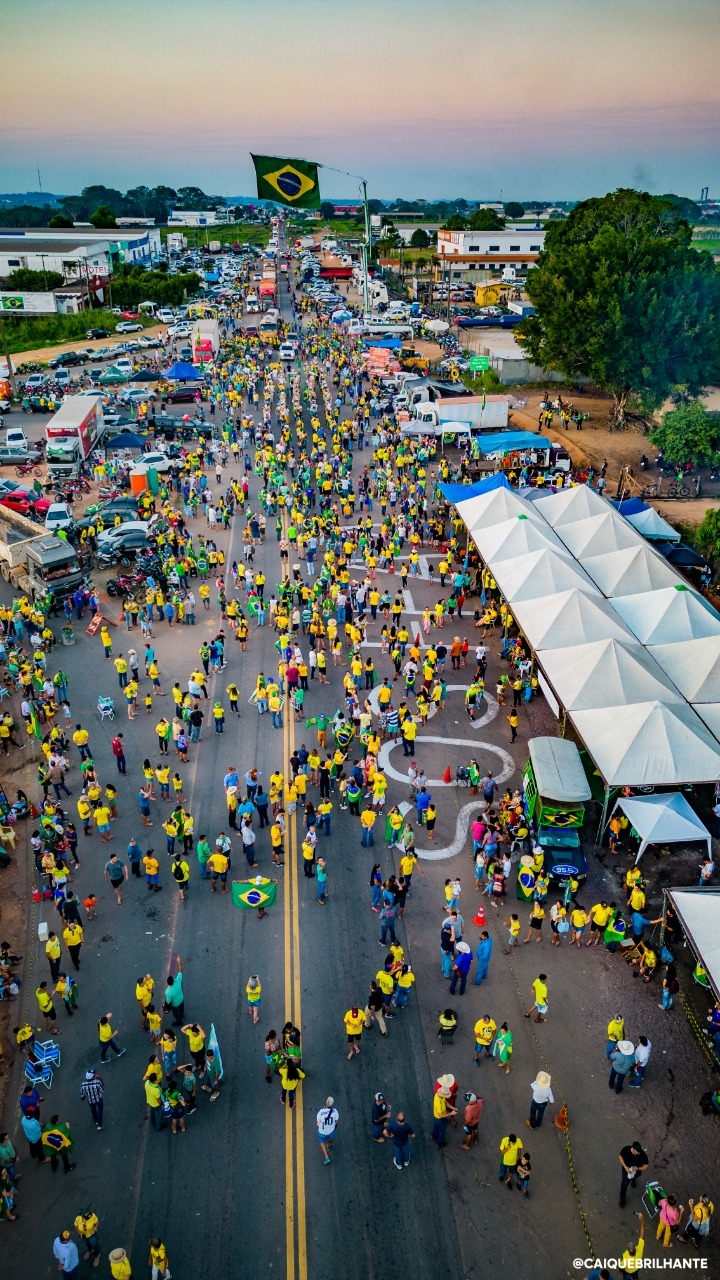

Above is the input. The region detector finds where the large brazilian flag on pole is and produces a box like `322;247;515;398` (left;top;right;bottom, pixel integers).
251;154;321;210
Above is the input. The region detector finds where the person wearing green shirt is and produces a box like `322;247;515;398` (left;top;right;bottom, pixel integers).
197;835;211;880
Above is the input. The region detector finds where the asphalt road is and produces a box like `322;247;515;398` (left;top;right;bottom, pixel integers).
2;263;719;1280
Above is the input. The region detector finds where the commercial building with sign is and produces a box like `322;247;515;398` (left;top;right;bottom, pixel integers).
436;228;545;279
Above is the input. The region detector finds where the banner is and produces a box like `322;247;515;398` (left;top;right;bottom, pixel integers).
231;877;278;909
207;1021;224;1080
251;154;321;209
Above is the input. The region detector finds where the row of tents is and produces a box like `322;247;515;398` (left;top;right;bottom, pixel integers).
451;476;720;791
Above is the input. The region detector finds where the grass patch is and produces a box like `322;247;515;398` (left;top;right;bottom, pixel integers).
2;308;151;355
160;223;270;249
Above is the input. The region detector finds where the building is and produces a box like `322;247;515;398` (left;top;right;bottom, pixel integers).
436;228;545;279
167;209;232;227
0;232;112;282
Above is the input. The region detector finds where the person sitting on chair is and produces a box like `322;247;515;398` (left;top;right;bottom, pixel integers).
438;1008;457;1038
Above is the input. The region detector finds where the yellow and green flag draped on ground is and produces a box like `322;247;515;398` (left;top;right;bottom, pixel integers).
232;877;278;909
251;154;321;209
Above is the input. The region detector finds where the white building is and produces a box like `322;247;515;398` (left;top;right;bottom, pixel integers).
168;209;231;227
436;228;545;280
0;233;112;281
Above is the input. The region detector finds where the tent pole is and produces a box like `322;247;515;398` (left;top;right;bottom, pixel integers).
597;785;610;848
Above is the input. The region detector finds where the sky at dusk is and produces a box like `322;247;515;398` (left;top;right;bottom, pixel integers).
2;0;718;200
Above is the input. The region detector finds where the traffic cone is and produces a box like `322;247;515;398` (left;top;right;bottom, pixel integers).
415;631;421;647
473;902;486;929
554;1102;569;1132
442;764;452;784
30;802;40;818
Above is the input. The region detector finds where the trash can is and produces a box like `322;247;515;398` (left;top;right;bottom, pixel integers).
61;626;75;646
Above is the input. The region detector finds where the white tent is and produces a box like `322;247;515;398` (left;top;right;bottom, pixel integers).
473;514;570;567
582;543;680;599
555;511;643;560
612;793;712;861
457;487;544;533
572;700;720;786
491;547;596;603
666;889;720;999
533;484;609;528
626;506;681;543
539;638;683;711
648;636;720;703
612;584;720;645
694;703;720;742
513;587;635;652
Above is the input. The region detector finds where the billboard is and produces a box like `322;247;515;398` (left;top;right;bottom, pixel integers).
0;292;56;314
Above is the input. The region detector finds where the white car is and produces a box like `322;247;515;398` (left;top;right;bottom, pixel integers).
116;321;143;334
279;343;296;362
156;310;175;325
44;503;74;532
134;451;174;473
24;373;49;390
137;335;161;349
97;520;150;545
167;324;192;338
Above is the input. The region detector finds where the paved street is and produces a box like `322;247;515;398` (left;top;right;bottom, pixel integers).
2;265;719;1280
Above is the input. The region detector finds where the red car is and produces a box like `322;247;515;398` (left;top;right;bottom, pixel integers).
120;310;139;319
0;489;52;518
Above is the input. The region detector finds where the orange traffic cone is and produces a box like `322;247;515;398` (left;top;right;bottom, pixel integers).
415;632;421;647
473;902;487;929
30;802;40;818
554;1103;569;1132
442;765;452;784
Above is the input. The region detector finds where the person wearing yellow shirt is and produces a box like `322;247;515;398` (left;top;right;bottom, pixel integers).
432;1085;457;1148
72;724;91;761
474;1015;497;1063
93;803;113;843
135;974;155;1029
588;900;613;947
63;921;84;969
525;974;548;1022
148;1237;171;1280
360;807;376;847
344;1006;365;1059
143;851;161;892
498;1134;523;1185
372;771;388;810
74;1211;100;1265
401;717;417;756
569;906;588;947
98;1012;125;1062
114;655;128;688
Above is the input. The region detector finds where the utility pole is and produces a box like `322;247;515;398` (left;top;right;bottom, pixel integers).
361;178;370;316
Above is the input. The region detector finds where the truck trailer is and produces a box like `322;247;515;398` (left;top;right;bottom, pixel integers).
45;394;104;480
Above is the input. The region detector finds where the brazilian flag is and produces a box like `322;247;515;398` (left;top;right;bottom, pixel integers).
251;154;321;209
232;878;278;910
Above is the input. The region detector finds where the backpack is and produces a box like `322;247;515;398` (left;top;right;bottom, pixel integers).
172;861;185;882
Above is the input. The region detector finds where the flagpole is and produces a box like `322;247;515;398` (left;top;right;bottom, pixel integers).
360;178;370;316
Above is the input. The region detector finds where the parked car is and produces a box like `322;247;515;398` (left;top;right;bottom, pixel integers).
137;335;162;348
0;444;44;466
86;327;111;340
44;502;74;532
95;527;151;563
134;451;175;473
116;321;144;334
48;350;86;369
23;374;49;391
0;489;51;517
162;386;198;405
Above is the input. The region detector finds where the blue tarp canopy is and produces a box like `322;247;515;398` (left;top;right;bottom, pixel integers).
164;362;203;381
612;497;647;516
439;472;511;504
478;431;551;455
105;431;145;451
362;336;402;349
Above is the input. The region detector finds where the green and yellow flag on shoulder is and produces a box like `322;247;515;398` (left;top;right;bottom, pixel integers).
232;876;278;910
251;154;321;209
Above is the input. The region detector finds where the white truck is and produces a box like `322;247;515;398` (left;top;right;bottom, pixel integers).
45;394;105;481
0;505;84;601
412;395;509;431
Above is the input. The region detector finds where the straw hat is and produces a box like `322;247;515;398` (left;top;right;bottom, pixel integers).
109;1250;127;1263
533;1071;552;1088
617;1040;634;1055
437;1073;455;1088
438;1086;452;1098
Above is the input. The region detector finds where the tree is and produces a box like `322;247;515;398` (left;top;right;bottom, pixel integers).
5;267;64;292
49;214;73;228
695;508;720;567
82;185;125;215
467;207;505;231
441;214;467;231
520;188;720;428
320;201;336;221
89;205;117;228
125;185;153;216
660;193;701;225
409;227;430;249
649;402;720;467
504;201;525;220
175;186;211;210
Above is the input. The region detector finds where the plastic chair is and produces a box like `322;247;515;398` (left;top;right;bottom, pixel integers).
0;825;17;849
0;686;10;703
25;1060;53;1088
97;697;115;721
34;1039;61;1067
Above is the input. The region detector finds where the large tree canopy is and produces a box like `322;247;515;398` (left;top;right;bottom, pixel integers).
520;189;720;426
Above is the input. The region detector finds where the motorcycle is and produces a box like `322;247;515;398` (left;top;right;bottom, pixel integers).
15;460;43;477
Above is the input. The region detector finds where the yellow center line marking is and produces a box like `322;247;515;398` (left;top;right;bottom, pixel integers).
289;703;307;1280
282;580;295;1280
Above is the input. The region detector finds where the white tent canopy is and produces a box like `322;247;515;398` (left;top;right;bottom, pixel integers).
473;514;570;567
513;587;635;652
491;547;596;603
539;638;683;711
534;484;610;528
612;793;712;860
572;700;720;786
612;584;720;645
667;889;720;999
457;487;543;533
555;511;643;560
626;506;681;543
582;543;681;599
648;636;720;703
694;703;720;742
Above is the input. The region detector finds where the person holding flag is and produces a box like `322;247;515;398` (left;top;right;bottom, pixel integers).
232;875;279;919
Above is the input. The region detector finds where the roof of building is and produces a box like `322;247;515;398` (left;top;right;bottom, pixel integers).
0;236;110;255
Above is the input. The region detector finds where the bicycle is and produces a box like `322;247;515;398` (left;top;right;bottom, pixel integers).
667;482;690;499
640;483;661;499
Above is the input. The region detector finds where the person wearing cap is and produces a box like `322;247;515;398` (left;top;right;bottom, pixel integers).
316;1098;339;1164
609;1041;636;1094
74;1210;101;1268
80;1069;105;1130
53;1229;80;1278
448;941;472;996
527;1072;554;1128
431;1083;457;1148
460;1092;483;1149
372;1092;391;1142
108;1247;133;1280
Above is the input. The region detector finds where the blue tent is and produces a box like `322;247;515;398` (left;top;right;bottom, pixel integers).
105;431;145;451
478;431;551;455
439;472;511;504
165;362;203;382
612;497;647;516
362;336;402;349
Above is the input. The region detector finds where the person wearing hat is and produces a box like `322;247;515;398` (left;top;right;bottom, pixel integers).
527;1071;554;1128
372;1092;391;1142
460;1093;483;1149
609;1041;636;1094
74;1210;101;1268
80;1069;105;1131
448;941;472;996
108;1247;133;1280
316;1097;339;1164
53;1230;80;1278
432;1084;457;1148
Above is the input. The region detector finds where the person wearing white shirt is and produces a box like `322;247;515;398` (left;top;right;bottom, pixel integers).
629;1036;651;1088
316;1097;339;1164
527;1071;554;1127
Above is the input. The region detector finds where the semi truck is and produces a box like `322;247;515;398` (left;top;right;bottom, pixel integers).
45;394;104;480
412;394;509;431
0;505;83;600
